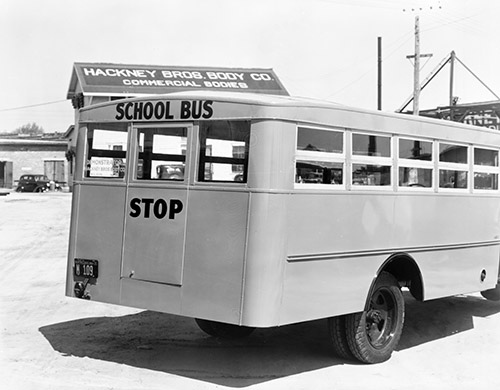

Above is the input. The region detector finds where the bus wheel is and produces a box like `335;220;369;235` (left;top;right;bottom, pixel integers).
195;318;255;339
481;285;500;301
327;315;354;360
345;272;405;364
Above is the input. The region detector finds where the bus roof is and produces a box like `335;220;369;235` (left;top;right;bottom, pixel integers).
78;91;500;144
80;90;341;110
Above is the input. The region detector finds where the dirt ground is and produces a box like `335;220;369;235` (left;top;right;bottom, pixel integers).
1;192;500;390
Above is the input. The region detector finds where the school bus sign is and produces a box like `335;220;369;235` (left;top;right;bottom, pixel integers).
67;62;289;99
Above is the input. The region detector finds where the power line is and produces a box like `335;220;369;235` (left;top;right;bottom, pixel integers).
316;0;402;10
0;99;68;112
325;7;486;102
424;12;483;35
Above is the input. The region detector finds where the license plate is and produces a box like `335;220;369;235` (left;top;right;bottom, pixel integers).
74;258;99;278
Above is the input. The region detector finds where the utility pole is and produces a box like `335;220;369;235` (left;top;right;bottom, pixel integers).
406;15;432;116
413;16;421;115
377;36;382;111
404;2;442;115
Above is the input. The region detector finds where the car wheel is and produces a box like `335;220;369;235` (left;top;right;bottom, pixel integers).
345;272;405;364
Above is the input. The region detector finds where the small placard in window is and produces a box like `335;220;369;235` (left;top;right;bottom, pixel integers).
88;157;124;178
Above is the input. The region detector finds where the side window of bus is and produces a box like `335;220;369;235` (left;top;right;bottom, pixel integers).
473;147;499;190
398;138;433;188
85;124;128;178
136;127;187;181
438;143;468;189
198;121;250;183
295;127;344;185
352;133;391;186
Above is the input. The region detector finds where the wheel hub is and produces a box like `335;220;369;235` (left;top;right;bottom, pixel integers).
365;289;396;348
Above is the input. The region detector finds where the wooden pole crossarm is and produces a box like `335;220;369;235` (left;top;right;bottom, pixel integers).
397;52;452;113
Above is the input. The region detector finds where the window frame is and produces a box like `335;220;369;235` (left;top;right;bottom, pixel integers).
294;125;346;189
197;120;251;184
350;131;392;190
134;125;188;182
437;141;470;192
473;146;500;192
83;123;129;181
397;136;434;192
128;123;192;185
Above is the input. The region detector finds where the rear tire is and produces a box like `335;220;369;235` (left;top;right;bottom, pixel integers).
328;315;354;360
195;318;255;339
345;272;405;364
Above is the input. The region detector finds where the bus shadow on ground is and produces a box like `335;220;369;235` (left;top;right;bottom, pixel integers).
39;294;500;387
397;293;500;351
40;312;335;387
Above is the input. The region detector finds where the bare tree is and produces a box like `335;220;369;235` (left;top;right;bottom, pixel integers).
13;122;44;135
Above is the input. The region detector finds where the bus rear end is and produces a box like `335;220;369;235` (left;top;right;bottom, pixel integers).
66;101;264;326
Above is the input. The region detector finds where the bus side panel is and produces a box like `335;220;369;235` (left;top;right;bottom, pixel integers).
413;246;500;300
287;193;396;255
66;184;126;304
286;192;500;265
280;256;381;325
391;195;500;252
281;192;500;324
393;195;500;299
239;119;295;327
281;193;395;323
180;190;249;324
240;192;288;327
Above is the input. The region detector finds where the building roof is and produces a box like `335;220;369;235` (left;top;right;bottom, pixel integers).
0;134;68;146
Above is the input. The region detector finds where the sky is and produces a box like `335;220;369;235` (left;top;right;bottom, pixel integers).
0;0;499;133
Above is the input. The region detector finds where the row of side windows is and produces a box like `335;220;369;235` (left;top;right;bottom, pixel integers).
295;126;499;191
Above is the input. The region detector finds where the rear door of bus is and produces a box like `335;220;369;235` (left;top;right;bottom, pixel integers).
121;125;191;286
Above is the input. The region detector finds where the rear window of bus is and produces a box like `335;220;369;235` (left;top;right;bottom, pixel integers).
85;123;128;179
198;121;250;183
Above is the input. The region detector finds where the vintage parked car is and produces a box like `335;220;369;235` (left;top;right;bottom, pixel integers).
15;174;61;193
156;164;185;180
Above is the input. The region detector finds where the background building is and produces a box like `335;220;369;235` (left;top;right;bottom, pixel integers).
0;133;70;190
418;100;500;130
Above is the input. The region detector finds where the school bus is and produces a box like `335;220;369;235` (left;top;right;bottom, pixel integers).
66;91;500;363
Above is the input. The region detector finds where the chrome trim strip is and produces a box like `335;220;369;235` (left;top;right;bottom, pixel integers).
287;240;500;263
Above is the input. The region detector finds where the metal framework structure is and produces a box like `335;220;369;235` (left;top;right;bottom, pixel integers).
397;51;500;130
